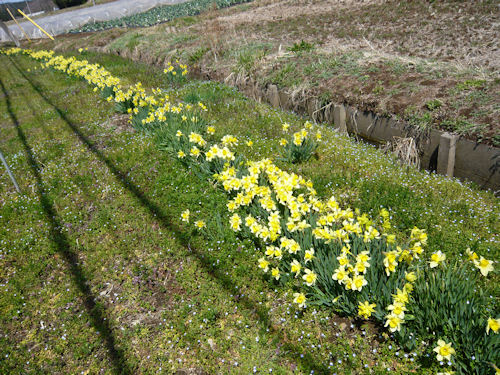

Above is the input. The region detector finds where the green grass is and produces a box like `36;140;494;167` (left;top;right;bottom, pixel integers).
0;50;498;374
174;78;498;261
0;52;428;374
228;42;272;74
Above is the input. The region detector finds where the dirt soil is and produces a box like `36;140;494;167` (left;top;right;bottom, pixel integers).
27;0;500;146
218;0;499;70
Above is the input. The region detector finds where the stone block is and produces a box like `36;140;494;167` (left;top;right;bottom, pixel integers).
333;105;347;133
368;117;405;142
267;84;280;108
437;132;458;177
279;90;291;110
306;98;317;117
421;128;442;171
323;103;334;124
352;110;376;135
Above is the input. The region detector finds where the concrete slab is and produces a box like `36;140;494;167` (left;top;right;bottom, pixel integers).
437;132;458;177
455;139;500;190
267;84;279;108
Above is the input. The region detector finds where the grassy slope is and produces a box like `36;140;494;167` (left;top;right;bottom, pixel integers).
0;53;431;374
32;0;500;146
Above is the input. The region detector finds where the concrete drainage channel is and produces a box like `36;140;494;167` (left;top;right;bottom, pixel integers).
222;75;499;193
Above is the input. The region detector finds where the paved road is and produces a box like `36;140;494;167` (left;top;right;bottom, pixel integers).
0;0;188;42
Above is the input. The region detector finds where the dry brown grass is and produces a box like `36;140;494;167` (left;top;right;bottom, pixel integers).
382;136;421;168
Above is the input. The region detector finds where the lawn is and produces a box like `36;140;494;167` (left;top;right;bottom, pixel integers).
0;49;498;374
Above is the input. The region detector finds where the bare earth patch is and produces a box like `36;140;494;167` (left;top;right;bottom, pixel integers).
100;114;133;133
219;0;499;70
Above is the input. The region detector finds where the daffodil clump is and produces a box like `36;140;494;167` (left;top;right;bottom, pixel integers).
280;121;320;163
214;144;497;373
163;60;188;84
4;47;498;375
217;155;417;322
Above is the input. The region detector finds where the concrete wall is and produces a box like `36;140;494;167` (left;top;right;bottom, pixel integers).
257;83;499;192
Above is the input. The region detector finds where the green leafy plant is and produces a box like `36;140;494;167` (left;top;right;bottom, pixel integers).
188;47;209;64
288;40;314;53
71;0;253;32
408;263;498;374
279;122;319;164
426;99;442;111
456;79;486;91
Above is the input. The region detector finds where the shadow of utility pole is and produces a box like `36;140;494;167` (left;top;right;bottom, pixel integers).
0;75;132;375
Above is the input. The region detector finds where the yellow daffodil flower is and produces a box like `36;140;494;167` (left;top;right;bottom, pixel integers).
386;302;406;319
487;318;499;334
290;259;302;277
474;256;494;277
429;250;446;268
271;267;280;280
194;220;206;229
229;213;242;231
358;301;376;319
392;288;409;304
332;267;348;284
302;268;317;286
258;257;270;273
181;209;190;223
433;339;455;361
405;271;417;282
304;248;315;264
351;275;368;292
466;247;478;261
293;292;306;308
384;313;403;332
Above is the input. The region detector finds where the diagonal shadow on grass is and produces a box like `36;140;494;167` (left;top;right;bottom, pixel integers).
9;55;332;374
0;75;132;375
